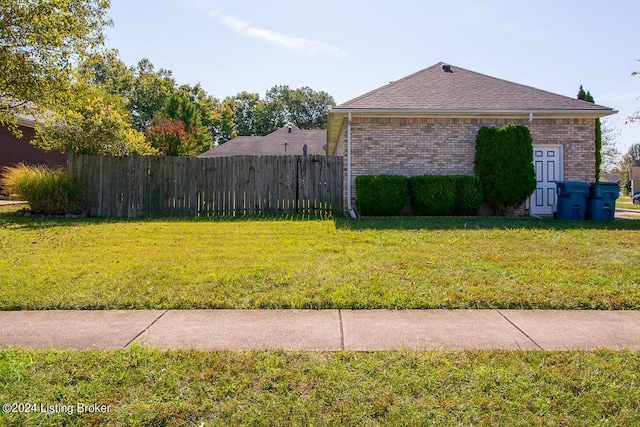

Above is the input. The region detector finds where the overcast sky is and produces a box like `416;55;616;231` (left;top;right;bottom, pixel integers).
105;0;640;153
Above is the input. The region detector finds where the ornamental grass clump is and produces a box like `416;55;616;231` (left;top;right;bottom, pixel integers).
1;164;82;215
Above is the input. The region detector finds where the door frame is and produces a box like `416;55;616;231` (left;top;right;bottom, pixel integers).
530;144;564;217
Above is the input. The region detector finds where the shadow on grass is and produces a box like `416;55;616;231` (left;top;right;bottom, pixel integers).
3;201;640;232
0;206;333;231
334;216;640;231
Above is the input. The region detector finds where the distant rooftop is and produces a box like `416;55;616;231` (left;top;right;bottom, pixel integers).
199;125;326;157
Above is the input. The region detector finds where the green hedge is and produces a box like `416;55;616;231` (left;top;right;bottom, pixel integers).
453;175;484;215
409;175;456;216
474;124;536;215
409;175;483;216
355;175;408;216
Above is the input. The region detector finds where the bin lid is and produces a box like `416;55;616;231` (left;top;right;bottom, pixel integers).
556;181;590;196
590;182;620;187
556;181;590;186
556;181;590;189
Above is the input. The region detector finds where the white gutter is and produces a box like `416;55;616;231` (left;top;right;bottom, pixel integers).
16;115;38;128
330;108;617;118
347;112;357;219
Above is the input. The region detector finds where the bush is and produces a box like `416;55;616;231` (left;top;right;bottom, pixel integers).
474;124;536;215
356;175;408;216
408;175;483;216
409;175;456;216
453;175;484;215
1;164;82;214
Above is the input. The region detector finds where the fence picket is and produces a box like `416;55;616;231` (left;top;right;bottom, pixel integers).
68;154;343;218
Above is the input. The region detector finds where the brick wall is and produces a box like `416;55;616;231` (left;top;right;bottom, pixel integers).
339;116;596;216
0;125;68;171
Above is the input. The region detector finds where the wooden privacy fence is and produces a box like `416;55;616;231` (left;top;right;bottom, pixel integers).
68;154;344;217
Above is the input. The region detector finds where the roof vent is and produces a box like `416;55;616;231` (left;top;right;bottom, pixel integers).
442;64;453;73
287;125;292;133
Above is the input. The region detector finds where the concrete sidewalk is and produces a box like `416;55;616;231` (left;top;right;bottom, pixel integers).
1;309;640;351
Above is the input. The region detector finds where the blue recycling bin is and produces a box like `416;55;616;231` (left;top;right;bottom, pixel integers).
588;182;619;221
556;181;589;220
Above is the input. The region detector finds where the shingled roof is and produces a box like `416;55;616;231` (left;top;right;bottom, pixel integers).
326;62;616;155
199;125;326;157
335;62;615;112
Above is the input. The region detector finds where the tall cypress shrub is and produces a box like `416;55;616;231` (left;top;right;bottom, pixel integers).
474;124;536;215
578;85;602;182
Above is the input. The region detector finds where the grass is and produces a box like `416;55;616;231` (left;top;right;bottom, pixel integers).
1;206;640;310
617;196;640;210
2;206;640;426
1;347;639;426
0;165;82;215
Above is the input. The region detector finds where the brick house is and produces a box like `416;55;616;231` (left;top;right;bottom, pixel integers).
0;115;68;172
326;62;616;217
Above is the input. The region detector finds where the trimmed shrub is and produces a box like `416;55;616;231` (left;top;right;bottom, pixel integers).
453;175;484;215
409;175;456;216
474;124;536;215
1;164;82;214
355;175;408;216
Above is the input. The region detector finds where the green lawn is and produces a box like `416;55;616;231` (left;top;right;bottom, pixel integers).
2;205;640;310
1;347;639;426
617;196;640;210
3;205;640;426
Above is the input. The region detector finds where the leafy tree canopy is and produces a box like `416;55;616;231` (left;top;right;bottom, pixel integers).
213;85;336;145
33;78;153;156
0;0;112;133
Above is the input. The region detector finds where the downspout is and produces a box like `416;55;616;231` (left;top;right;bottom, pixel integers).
347;112;357;218
527;111;534;216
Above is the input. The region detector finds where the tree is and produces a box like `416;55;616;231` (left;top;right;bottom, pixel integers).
77;50;133;98
210;100;236;145
578;85;603;182
128;59;177;132
599;119;621;175
629;61;640;124
145;119;199;156
33;80;153;156
474;124;536;215
265;85;335;129
229;92;262;136
213;85;336;144
618;143;640;193
76;54;219;153
0;0;111;133
149;93;213;155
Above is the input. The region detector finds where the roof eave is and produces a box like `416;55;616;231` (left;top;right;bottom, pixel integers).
16;115;38;128
329;108;617;117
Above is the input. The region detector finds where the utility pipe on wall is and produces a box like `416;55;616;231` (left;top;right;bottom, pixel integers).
347;112;357;218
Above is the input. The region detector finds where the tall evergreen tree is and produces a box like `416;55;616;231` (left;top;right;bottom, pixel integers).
578;85;602;182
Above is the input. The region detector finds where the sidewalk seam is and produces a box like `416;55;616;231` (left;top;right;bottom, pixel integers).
124;309;169;349
494;309;544;350
338;309;345;351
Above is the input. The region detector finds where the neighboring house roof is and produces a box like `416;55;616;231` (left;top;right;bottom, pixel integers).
199;125;326;157
327;62;617;154
16;114;38;128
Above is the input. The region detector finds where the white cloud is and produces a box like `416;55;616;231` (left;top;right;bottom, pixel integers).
210;10;348;58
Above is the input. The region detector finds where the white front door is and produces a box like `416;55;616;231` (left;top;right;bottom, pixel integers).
531;145;563;216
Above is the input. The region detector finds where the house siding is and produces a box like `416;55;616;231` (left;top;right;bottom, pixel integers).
0;125;68;172
339;116;596;216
